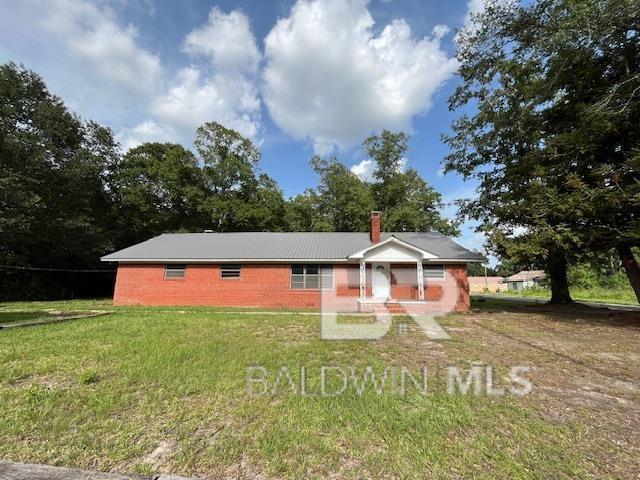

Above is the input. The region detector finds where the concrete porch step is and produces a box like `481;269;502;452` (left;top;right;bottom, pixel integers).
381;302;408;313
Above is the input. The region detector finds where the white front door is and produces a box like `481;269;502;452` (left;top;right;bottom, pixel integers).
372;263;391;299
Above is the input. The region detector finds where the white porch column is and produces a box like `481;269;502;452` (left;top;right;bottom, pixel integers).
359;259;366;300
417;261;424;301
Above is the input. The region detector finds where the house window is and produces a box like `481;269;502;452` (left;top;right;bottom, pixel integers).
220;264;241;278
291;264;333;289
165;264;186;279
423;264;445;281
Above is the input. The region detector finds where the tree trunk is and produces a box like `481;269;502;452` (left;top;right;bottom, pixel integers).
547;251;573;304
617;245;640;304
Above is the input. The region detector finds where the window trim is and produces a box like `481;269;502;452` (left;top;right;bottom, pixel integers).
164;264;186;280
423;264;445;281
220;264;242;279
290;264;333;290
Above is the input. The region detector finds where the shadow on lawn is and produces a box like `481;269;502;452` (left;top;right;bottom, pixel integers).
0;311;49;324
472;297;640;329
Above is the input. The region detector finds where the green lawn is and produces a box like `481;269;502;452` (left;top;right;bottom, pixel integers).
0;299;638;478
490;286;639;305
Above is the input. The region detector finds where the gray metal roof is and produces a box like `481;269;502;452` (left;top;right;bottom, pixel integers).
101;232;484;262
506;270;546;282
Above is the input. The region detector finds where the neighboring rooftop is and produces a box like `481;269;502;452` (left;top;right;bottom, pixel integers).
101;232;484;262
506;270;546;282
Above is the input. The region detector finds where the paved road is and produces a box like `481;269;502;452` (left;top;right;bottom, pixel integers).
472;293;640;312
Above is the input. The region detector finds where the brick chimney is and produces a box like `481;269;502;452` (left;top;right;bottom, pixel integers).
369;211;381;243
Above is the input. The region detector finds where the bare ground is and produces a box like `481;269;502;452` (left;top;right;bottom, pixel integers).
425;302;640;479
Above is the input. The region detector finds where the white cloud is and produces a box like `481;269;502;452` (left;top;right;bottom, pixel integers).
262;0;458;153
432;24;450;39
8;0;261;147
40;0;163;98
351;154;410;181
459;0;514;37
184;7;261;74
350;159;375;182
463;0;486;27
118;120;176;151
151;66;261;141
150;8;262;141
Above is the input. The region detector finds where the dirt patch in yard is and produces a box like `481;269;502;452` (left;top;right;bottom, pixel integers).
431;305;640;479
345;305;638;477
142;439;177;470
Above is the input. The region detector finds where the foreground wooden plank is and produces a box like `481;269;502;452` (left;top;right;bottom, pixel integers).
0;311;109;329
0;461;194;480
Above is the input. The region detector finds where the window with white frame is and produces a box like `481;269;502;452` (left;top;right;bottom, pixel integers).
423;264;445;280
165;264;186;279
291;264;333;289
220;264;241;278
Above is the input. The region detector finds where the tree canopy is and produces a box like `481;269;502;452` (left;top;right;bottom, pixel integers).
0;63;116;297
109;142;205;246
293;130;459;235
366;130;459;235
444;0;640;303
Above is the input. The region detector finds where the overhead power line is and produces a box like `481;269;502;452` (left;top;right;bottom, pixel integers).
0;265;115;273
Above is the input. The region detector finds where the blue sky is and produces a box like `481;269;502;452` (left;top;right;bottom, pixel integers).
0;0;488;258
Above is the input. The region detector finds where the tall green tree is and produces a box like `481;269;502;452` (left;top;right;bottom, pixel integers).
194;122;286;231
364;130;459;235
109;142;205;245
444;0;640;303
231;173;288;232
310;156;375;231
0;63;116;298
284;189;333;232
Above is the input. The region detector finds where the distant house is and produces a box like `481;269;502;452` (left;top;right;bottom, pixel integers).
101;212;483;312
468;276;506;293
506;270;546;291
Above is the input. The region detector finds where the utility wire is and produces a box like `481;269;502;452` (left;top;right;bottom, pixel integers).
0;265;115;273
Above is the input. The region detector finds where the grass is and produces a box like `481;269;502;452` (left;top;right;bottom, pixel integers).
0;299;637;478
488;286;638;305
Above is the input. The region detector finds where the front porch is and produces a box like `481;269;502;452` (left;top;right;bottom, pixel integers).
321;237;467;314
350;236;446;303
356;261;430;302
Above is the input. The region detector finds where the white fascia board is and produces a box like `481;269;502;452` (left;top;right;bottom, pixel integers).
425;258;484;263
347;236;438;260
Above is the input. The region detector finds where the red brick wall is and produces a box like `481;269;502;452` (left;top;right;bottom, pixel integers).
112;262;470;311
389;264;469;310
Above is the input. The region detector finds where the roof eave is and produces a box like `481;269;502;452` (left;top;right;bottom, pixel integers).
101;257;483;263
